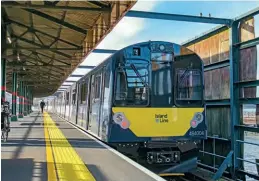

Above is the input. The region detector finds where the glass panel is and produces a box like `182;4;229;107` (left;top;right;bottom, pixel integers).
176;69;202;105
240;86;259;99
94;76;101;99
151;52;173;107
114;59;149;106
80;83;84;104
151;52;173;62
72;89;76;105
66;92;69;105
243;131;259;180
242;104;259;126
240;14;259;42
151;62;172;107
83;79;88;104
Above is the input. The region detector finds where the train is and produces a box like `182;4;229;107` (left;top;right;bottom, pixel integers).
47;41;207;175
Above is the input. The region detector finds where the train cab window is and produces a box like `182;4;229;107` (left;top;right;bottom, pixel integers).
175;69;203;106
114;59;150;106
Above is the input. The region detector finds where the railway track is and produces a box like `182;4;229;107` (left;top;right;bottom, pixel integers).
161;173;210;181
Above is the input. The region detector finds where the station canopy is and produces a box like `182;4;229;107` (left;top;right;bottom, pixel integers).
2;1;136;97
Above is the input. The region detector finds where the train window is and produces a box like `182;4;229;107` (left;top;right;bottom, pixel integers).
94;75;101;99
72;89;76;105
151;52;173;62
151;52;173;107
66;92;69;105
114;59;149;106
84;79;89;104
80;82;88;104
175;69;203;106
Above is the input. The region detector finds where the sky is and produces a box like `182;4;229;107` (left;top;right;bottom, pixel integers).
61;1;259;93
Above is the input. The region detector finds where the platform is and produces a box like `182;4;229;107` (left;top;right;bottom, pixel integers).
1;111;164;181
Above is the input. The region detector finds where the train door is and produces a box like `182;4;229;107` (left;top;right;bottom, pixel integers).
98;65;111;138
88;69;104;136
78;78;90;130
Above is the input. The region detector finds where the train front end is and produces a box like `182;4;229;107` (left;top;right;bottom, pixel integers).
109;41;207;174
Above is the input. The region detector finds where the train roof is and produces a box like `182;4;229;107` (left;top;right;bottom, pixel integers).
68;40;201;88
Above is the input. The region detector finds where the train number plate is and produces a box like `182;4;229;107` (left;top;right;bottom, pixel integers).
189;130;205;136
147;151;180;164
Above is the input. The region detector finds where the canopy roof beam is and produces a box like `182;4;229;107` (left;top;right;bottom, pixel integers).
126;10;233;26
11;35;72;59
87;1;110;8
14;52;68;72
8;19;81;48
2;2;111;12
25;9;88;34
7;64;71;68
5;1;88;34
6;46;81;51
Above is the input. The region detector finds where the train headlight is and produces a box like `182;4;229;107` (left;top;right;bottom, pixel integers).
191;120;197;127
194;112;204;123
113;112;130;129
159;44;165;51
190;112;203;128
113;112;124;124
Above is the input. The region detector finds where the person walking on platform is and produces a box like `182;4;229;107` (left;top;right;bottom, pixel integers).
40;100;45;113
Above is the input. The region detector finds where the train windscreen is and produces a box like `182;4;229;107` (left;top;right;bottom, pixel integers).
175;69;203;105
174;53;204;107
114;59;149;106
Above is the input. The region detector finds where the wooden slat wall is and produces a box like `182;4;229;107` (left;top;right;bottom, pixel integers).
186;18;257;166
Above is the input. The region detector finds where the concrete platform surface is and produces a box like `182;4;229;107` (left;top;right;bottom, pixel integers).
1;111;161;181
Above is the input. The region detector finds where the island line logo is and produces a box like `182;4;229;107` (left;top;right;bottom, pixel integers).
155;114;169;123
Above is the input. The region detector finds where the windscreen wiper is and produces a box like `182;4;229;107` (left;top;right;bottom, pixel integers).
130;63;148;87
178;67;190;87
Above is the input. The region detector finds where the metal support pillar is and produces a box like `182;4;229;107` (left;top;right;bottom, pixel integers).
27;86;29;114
229;21;241;178
18;81;24;118
212;151;233;180
1;59;6;102
27;87;30;114
1;15;7;103
11;72;18;121
23;85;27;116
92;49;117;54
30;88;32;113
31;91;33;112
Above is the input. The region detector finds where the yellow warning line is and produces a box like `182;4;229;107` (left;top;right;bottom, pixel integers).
43;112;95;181
44;116;58;181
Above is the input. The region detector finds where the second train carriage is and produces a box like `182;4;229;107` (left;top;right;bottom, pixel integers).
49;41;207;174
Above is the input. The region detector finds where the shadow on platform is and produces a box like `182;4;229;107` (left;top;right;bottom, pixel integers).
2;138;105;149
1;158;47;181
